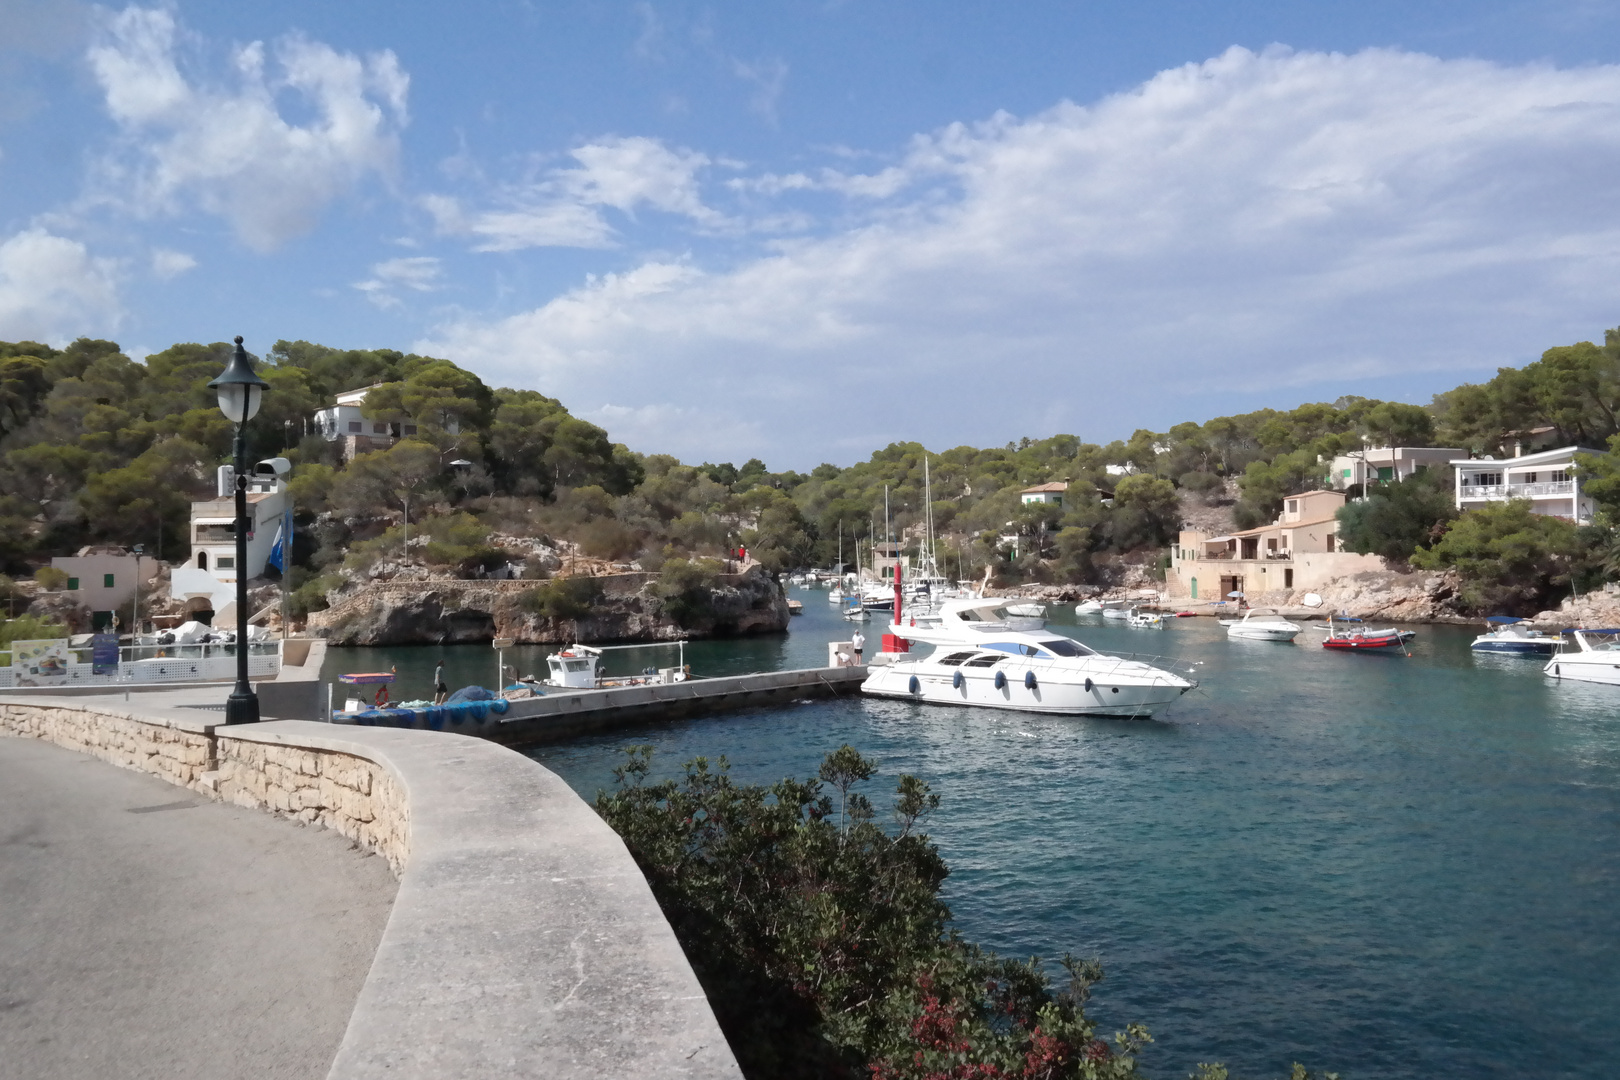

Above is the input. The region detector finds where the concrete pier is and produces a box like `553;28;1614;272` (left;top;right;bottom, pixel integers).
334;665;870;746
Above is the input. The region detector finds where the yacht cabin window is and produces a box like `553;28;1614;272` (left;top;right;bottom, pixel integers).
962;654;1003;667
935;652;977;666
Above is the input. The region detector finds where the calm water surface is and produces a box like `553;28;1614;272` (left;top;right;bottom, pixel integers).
325;591;1620;1078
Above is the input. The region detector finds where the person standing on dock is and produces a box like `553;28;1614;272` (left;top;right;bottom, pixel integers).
851;629;865;664
434;661;448;705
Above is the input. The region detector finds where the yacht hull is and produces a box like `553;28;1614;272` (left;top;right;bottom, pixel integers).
1472;640;1555;654
1545;657;1620;684
861;663;1191;718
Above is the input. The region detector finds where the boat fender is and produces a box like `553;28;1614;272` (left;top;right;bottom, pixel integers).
952;670;964;690
994;670;1007;690
1025;670;1037;690
1084;677;1094;692
908;675;921;695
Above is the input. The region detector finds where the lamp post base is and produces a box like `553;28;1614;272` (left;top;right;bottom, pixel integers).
224;688;260;725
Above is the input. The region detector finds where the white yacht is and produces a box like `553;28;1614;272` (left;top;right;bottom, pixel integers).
1221;608;1304;642
861;628;1198;718
1074;599;1105;616
1544;630;1620;685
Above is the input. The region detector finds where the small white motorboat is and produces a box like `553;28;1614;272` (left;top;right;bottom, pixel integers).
1074;599;1104;616
1221;607;1303;642
1544;629;1620;685
1101;603;1130;621
1126;607;1168;629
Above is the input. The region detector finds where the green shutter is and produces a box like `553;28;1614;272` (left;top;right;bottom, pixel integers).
104;573;115;588
67;577;79;590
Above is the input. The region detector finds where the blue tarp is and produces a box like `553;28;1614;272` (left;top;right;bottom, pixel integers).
1485;616;1523;624
445;685;496;704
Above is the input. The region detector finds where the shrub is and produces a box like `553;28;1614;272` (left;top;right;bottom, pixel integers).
595;746;1149;1080
518;574;602;621
1178;470;1223;493
34;566;68;591
654;557;722;628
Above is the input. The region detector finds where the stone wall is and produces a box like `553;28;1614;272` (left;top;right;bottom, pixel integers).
211;737;408;874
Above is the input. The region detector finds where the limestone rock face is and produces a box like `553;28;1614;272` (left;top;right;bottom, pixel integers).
309;565;788;646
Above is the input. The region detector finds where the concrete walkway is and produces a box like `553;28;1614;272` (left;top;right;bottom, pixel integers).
0;736;397;1080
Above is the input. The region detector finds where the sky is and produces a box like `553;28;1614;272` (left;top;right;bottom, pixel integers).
3;0;1620;469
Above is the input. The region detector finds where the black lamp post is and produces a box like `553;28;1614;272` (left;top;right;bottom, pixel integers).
208;336;270;725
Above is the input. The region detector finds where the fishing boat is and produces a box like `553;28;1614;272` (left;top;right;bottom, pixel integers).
1470;616;1558;654
1543;629;1620;685
860;627;1199;718
842;597;871;622
1319;615;1414;652
545;642;690;688
1221;607;1303;642
338;670;396;711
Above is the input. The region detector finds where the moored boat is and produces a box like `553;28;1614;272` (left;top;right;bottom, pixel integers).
1319;615;1414;652
860;628;1198;718
1544;629;1620;684
1221;607;1303;642
1471;616;1557;654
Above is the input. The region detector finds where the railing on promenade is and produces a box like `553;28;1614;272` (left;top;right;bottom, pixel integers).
0;641;282;689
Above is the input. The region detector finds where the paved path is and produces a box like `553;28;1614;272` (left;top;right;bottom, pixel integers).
0;736;397;1080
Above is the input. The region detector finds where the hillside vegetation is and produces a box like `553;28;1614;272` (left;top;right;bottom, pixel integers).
5;327;1620;615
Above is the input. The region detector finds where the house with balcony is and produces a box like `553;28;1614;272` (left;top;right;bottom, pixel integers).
168;458;291;624
1450;445;1600;524
1167;488;1383;602
312;384;457;461
1328;445;1464;491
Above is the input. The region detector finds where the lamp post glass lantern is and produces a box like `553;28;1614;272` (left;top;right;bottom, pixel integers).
207;336;270;724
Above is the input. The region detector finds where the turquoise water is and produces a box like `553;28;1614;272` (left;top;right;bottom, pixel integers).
325;591;1620;1078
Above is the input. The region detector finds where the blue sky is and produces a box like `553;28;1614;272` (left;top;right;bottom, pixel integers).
3;0;1620;469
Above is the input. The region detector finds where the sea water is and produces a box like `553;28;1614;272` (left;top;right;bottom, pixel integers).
324;590;1620;1078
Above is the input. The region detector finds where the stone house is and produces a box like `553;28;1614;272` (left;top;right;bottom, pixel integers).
1168;489;1382;602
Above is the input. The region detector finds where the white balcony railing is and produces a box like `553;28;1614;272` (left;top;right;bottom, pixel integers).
1460;480;1574;499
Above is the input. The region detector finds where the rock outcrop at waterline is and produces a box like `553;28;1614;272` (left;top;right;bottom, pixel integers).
307;566;788;646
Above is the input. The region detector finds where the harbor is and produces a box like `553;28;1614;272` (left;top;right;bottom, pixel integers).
515;589;1620;1080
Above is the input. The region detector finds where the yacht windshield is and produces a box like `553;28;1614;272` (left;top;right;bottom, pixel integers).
1037;637;1092;657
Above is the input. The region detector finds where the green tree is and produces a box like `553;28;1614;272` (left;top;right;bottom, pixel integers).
1411;501;1581;613
1334;470;1458;562
1105;474;1181;551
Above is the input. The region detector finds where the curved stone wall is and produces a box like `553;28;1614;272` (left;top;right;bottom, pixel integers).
1;699;742;1080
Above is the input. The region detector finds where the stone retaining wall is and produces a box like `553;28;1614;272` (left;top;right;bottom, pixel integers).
212;737;409;874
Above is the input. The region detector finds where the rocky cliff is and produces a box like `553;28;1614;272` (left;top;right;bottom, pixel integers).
307;566;788;646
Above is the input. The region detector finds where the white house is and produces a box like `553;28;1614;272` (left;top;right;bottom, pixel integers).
1328;446;1464;490
49;548;143;628
170;458;291;624
313;383;459;461
1449;445;1601;524
1020;482;1068;507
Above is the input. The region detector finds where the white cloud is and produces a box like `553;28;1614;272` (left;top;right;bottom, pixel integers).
0;228;121;342
150;247;195;278
421;46;1620;467
732;55;788;125
427;135;725;251
86;5;408;251
353;255;442;308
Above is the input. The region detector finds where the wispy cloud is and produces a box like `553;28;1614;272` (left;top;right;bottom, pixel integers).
85;5;408;251
150;247;195;279
353;255;441;308
426;135;727;251
420;46;1620;466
